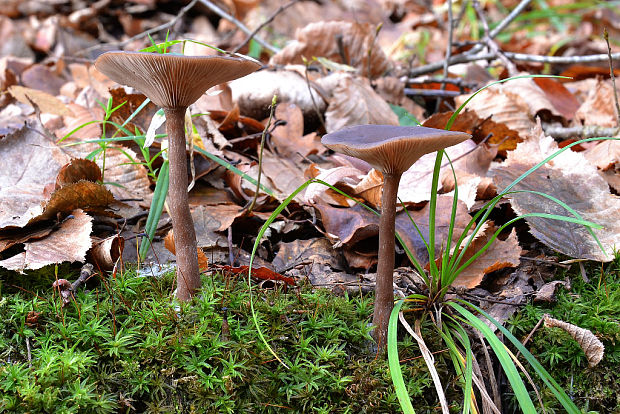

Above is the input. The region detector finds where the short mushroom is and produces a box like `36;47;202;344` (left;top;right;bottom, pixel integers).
321;124;471;348
95;51;260;301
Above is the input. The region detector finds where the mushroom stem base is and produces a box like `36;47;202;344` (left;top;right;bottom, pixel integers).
372;172;401;350
165;107;200;301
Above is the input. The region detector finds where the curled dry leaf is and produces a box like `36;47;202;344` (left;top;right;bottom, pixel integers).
324;74;398;133
97;147;153;208
164;229;209;272
491;122;620;262
88;235;124;271
543;314;604;367
273;238;346;284
304;166;364;206
0;209;93;272
55;158;101;188
270;21;391;78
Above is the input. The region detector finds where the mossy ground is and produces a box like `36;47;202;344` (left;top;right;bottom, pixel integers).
0;257;618;413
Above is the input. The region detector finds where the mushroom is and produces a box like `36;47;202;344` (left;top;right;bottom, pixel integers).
95;51;260;301
321;124;471;348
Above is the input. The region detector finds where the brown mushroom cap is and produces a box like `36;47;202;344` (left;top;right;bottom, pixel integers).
321;124;471;175
94;51;261;108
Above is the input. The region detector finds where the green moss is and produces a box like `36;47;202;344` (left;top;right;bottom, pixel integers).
0;268;440;413
506;257;620;413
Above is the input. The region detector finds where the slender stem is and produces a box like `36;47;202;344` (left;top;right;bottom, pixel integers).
165;107;200;301
372;172;401;349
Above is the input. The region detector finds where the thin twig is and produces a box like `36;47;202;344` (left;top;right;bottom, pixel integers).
435;0;454;112
76;0;199;56
231;0;300;53
516;315;545;359
472;0;518;75
405;88;461;98
198;0;280;54
409;50;620;78
604;29;620;126
246;95;277;214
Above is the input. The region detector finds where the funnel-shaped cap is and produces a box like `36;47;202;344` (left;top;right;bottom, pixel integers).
94;51;261;108
321;124;471;175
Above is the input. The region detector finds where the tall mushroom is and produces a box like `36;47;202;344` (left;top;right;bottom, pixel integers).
321;125;471;348
95;51;260;301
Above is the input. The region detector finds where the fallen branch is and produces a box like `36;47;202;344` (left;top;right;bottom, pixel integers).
408;51;620;78
231;0;300;53
542;124;620;139
198;0;280;54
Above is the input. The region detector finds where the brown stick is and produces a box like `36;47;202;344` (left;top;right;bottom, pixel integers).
372;172;401;349
231;0;300;53
165;107;200;301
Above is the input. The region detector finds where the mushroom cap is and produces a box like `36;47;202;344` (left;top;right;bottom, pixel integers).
94;51;261;108
321;124;471;175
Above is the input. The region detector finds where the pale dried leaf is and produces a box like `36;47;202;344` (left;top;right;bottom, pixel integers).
0;209;92;272
491;123;620;261
9;85;71;116
544;315;604;367
575;79;619;127
270;20;391;78
583;140;620;192
304;166;363;206
0;123;70;229
98;147;153;208
325;75;398;132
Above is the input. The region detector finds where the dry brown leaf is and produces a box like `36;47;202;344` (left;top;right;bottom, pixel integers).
0;209;92;272
271;102;324;159
60;103;103;142
8;85;71;116
398;140;476;204
491;123;620;261
97;147;153;208
353;168;383;208
270;20;391;78
325;74;398;132
533;78;581;121
108;87;159;134
260;150;308;202
272;238;346;284
450;225;522;289
304;166;363;206
164;229;209;272
534;280;569;303
544;315;604;367
21;64;65;96
575;79;619;127
0;123;70;229
41;180;116;223
455;84;535;140
55;158;101;188
423;110;522;156
88;235;124;271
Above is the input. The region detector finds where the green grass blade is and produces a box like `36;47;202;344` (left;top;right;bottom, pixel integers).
387;300;416;414
453;300;581;414
139;161;169;260
448;303;536;412
193;146;275;197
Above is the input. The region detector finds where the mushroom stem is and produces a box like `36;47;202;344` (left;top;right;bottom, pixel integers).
164;107;200;301
372;172;401;349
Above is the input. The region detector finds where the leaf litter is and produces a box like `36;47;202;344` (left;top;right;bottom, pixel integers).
0;0;619;332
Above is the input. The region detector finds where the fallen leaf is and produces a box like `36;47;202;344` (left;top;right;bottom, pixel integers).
163;229;209;272
324;74;399;132
449;225;522;289
217;265;295;286
534;280;569;303
491;122;620;261
533;77;580;121
0;209;92;272
271;102;324;159
270;20;391;78
55;158;101;188
272;238;346;284
8;85;71;116
575;79;620;127
304;166;363;206
0;123;70;229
